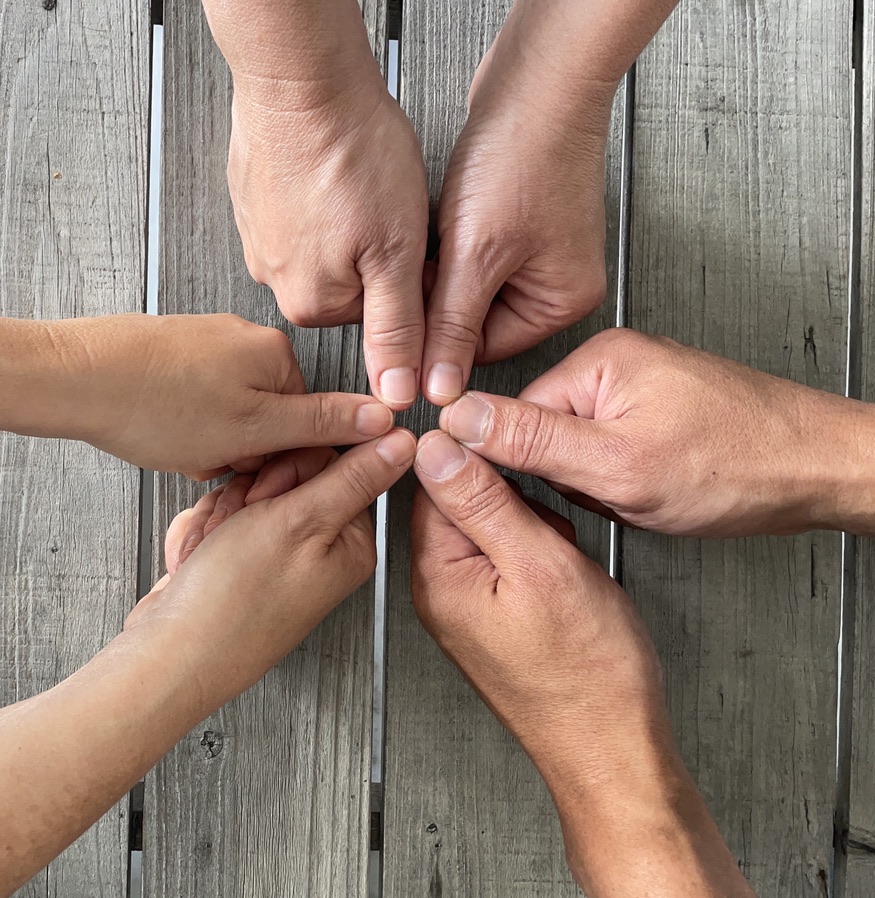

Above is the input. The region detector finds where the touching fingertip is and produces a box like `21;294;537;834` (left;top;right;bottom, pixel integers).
444;393;490;444
416;432;467;481
356;401;395;437
375;429;417;466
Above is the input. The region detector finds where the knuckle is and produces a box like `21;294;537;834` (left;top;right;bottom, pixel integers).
366;319;424;351
503;404;551;469
258;325;293;356
454;473;513;529
306;393;339;441
447;227;515;280
280;299;324;328
330;460;378;516
430;313;482;350
360;227;426;271
218;312;247;329
592;326;649;354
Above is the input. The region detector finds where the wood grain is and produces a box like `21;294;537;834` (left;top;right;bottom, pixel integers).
143;2;388;896
846;2;875;895
382;1;622;893
625;1;851;894
0;1;150;895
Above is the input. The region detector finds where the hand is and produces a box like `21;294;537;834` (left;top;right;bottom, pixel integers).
420;5;617;405
126;428;416;707
228;68;429;409
42;313;396;479
411;431;756;897
0;430;415;894
437;328;875;537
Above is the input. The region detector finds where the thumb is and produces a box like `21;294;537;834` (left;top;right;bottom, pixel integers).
362;254;426;411
437;391;615;498
283;429;417;535
257;392;395;453
413;431;562;571
421;241;513;406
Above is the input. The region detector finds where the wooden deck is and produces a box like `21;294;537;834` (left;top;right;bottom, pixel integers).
0;0;872;895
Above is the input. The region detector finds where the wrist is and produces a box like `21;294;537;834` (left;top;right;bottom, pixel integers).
802;391;875;535
467;2;618;141
548;748;751;897
205;0;385;114
473;0;679;118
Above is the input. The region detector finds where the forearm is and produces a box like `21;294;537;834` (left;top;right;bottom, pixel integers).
0;624;206;894
544;747;756;898
559;783;757;897
0;318;85;439
201;0;383;107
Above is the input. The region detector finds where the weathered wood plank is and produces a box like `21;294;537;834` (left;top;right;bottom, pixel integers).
0;1;150;895
845;2;875;895
624;2;850;894
382;1;623;893
143;3;388;895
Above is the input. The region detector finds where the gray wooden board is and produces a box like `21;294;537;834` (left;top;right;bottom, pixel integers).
624;1;851;895
846;2;875;895
143;2;387;896
382;1;623;893
0;1;150;896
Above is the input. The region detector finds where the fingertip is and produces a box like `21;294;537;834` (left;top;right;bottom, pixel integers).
415;431;468;482
440;392;491;444
356;401;395;438
375;428;417;467
179;530;203;566
424;362;465;406
376;367;418;410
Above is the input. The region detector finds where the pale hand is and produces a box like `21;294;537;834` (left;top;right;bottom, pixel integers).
40;313;396;480
229;75;429;409
126;429;417;707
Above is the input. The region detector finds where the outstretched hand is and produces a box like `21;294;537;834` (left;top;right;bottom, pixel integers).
438;328;875;537
44;313;397;480
127;430;416;707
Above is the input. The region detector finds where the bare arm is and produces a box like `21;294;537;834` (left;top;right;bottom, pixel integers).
0;625;202;895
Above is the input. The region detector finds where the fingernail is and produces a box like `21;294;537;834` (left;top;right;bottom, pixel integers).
204;504;229;532
416;433;466;481
376;429;417;466
426;363;463;401
180;530;202;563
446;393;490;444
380;367;417;406
356;402;394;437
